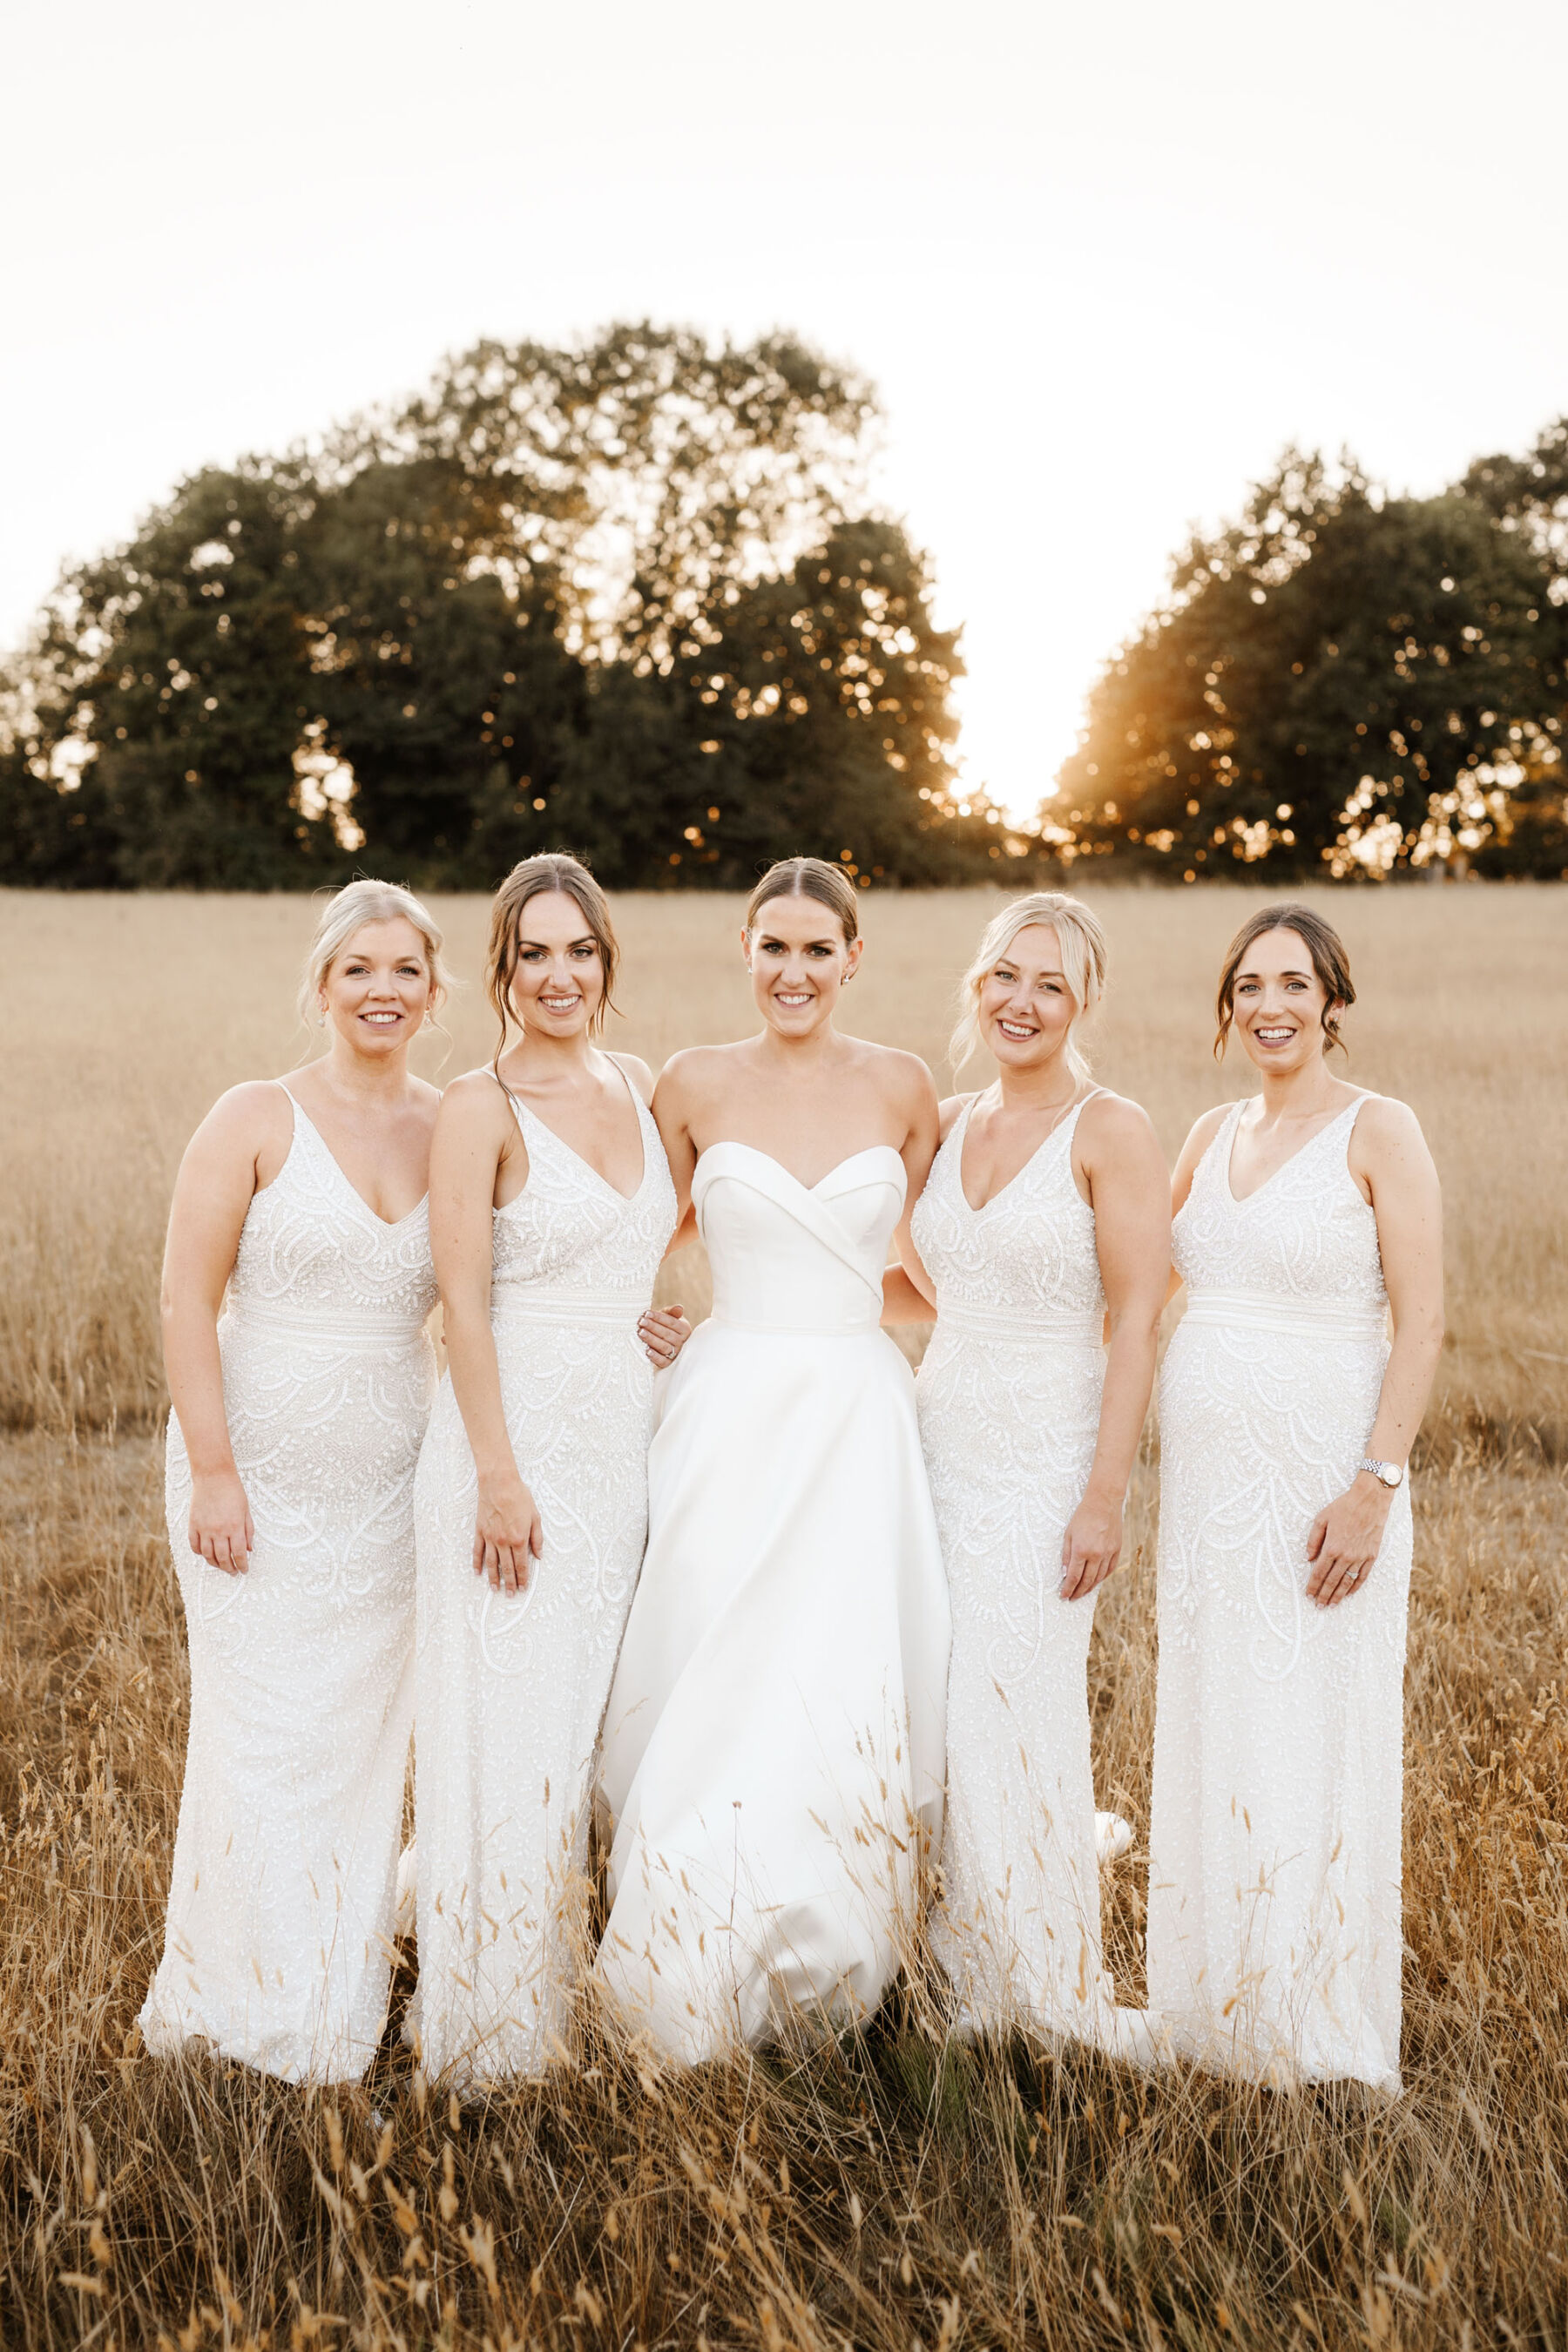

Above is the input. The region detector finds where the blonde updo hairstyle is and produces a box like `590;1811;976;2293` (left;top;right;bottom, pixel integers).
744;855;861;943
949;891;1108;1080
487;852;620;1063
297;878;452;1030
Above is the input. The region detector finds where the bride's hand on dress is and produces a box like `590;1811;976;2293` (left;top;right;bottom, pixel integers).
638;1304;691;1369
1305;1475;1390;1607
472;1472;544;1596
1059;1487;1124;1601
188;1467;254;1576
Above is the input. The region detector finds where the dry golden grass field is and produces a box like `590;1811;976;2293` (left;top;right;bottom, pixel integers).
2;881;1566;2350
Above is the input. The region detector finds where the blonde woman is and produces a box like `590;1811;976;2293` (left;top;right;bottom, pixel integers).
889;894;1168;2051
411;854;685;2085
140;879;449;2084
597;857;950;2066
1149;905;1443;2092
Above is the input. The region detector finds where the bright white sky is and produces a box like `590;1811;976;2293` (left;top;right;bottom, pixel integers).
5;0;1568;820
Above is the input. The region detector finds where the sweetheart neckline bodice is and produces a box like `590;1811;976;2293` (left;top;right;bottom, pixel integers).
693;1139;907;1200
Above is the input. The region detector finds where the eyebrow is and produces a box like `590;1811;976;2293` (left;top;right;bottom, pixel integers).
1236;965;1314;981
518;934;598;950
758;931;839;946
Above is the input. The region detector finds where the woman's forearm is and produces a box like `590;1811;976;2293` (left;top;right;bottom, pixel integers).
1365;1313;1444;1468
162;1301;237;1476
1085;1321;1159;1503
443;1302;522;1483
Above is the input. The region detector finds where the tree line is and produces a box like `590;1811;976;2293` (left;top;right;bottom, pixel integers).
1056;429;1568;882
0;328;1022;893
3;330;1565;890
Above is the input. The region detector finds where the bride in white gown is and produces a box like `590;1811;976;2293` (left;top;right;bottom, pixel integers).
596;858;951;2064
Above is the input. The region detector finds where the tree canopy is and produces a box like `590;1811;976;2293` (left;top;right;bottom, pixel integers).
1056;429;1568;881
2;325;1017;891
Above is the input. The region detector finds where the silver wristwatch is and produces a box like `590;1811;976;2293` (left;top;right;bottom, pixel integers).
1359;1456;1404;1490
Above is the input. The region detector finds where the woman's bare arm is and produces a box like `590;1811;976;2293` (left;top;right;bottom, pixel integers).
161;1084;291;1574
1307;1097;1444;1605
1060;1097;1172;1601
429;1074;543;1595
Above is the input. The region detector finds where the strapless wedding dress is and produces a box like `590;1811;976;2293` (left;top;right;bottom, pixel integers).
597;1143;950;2064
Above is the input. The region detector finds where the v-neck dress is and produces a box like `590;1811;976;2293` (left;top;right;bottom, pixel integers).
141;1086;439;2083
411;1071;677;2084
911;1093;1141;2051
595;1141;950;2065
1149;1094;1412;2092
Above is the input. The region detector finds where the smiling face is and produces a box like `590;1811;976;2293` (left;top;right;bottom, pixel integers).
319;916;432;1057
505;889;607;1039
976;923;1078;1073
1230;926;1342;1073
743;891;862;1037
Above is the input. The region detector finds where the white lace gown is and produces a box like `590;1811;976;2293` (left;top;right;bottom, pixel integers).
1149;1094;1412;2092
597;1145;950;2065
141;1090;438;2084
911;1096;1132;2045
412;1075;675;2083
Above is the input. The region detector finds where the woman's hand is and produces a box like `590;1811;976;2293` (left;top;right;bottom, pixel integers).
1060;1484;1125;1602
473;1470;544;1595
189;1467;254;1576
1306;1472;1392;1607
638;1304;691;1369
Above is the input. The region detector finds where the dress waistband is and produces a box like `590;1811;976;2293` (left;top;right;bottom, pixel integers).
937;1299;1105;1347
1180;1287;1389;1343
706;1312;882;1340
225;1298;431;1346
491;1283;645;1329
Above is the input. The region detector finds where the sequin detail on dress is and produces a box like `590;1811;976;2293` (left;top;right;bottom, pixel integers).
1148;1095;1411;2092
412;1071;676;2083
911;1095;1133;2047
141;1090;438;2084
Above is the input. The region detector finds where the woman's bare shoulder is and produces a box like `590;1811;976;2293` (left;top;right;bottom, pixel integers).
936;1090;980;1143
606;1050;657;1106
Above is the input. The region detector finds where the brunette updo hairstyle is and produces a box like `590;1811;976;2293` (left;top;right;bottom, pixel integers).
744;855;861;943
486;852;619;1063
1214;902;1355;1060
297;878;452;1029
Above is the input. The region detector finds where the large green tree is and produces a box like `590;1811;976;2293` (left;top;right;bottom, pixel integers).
1;325;1000;889
1057;440;1568;879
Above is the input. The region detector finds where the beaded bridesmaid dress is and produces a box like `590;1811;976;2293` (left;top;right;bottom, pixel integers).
911;1094;1139;2050
1149;1094;1412;2092
141;1087;438;2083
412;1070;676;2084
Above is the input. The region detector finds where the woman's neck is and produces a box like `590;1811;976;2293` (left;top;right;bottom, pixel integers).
314;1040;414;1107
992;1049;1080;1117
754;1019;843;1071
1255;1056;1345;1121
501;1027;598;1088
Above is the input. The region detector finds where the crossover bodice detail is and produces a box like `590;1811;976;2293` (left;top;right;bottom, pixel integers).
695;1143;906;1335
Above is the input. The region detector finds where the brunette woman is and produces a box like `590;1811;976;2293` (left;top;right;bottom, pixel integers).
1149;903;1443;2092
596;857;951;2065
412;854;686;2084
